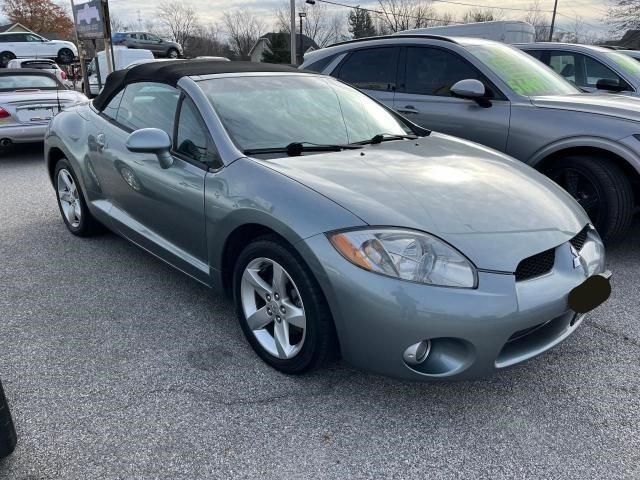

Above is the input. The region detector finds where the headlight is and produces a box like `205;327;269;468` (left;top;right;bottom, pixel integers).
327;228;477;288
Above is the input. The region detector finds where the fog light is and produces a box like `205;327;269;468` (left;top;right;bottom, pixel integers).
403;340;431;365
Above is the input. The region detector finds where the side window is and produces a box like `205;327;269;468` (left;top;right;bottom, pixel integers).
304;54;338;73
26;34;42;42
338;47;399;91
404;47;484;97
102;90;124;120
116;82;179;134
129;34;138;39
175;97;220;167
548;52;577;84
583;55;628;89
525;50;544;61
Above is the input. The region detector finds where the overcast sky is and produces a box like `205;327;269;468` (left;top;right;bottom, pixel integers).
104;0;615;38
0;0;618;40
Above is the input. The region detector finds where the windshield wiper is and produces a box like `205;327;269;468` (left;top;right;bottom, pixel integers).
356;133;419;145
244;141;362;157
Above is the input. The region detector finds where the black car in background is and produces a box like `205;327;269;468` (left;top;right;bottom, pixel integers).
0;378;16;458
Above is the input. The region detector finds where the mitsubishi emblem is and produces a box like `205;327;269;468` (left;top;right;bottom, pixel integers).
570;245;582;269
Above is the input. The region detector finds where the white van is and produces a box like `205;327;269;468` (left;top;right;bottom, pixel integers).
396;21;535;44
88;47;154;96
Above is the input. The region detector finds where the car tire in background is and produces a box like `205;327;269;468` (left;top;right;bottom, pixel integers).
545;155;634;243
167;48;179;59
0;379;17;459
233;236;338;374
57;48;75;65
0;51;15;68
54;159;102;236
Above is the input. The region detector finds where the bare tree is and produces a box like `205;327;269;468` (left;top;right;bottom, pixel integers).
110;13;136;33
275;1;345;47
523;0;551;41
157;1;199;48
376;0;437;33
187;23;232;57
461;8;502;23
223;9;266;60
607;0;640;30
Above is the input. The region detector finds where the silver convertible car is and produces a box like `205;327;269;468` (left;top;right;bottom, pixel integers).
44;61;611;380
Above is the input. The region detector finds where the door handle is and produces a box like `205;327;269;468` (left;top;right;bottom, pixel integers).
96;133;105;150
397;105;418;114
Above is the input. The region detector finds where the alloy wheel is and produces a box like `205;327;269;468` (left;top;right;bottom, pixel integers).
551;168;602;224
240;257;307;359
57;169;82;228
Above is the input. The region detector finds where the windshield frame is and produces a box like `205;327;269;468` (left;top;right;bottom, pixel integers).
195;72;428;159
465;43;581;98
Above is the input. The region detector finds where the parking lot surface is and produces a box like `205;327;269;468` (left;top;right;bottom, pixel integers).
1;145;639;479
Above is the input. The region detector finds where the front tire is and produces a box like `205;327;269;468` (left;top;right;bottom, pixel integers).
0;378;17;459
167;48;179;59
54;159;101;236
233;236;337;374
544;156;634;242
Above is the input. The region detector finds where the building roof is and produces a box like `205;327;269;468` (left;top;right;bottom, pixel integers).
93;59;302;110
250;33;319;57
0;23;33;33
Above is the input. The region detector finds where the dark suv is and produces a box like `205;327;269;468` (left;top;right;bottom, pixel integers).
112;32;183;58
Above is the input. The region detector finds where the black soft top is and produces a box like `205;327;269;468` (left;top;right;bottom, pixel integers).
92;60;302;111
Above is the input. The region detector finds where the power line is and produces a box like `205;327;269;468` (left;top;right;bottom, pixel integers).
316;0;555;15
315;0;463;23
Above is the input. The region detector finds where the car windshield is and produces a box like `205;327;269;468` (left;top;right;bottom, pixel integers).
199;75;413;153
0;74;59;91
467;43;580;96
605;51;640;79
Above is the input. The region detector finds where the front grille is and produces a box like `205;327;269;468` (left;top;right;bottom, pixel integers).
570;226;590;252
507;321;550;342
515;248;556;281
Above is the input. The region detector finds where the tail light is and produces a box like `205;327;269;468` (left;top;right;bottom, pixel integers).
0;107;10;119
61;71;67;80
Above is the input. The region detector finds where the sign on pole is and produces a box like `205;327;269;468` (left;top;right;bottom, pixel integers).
72;0;104;40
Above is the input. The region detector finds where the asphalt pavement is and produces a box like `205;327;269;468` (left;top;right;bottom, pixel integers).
1;144;639;479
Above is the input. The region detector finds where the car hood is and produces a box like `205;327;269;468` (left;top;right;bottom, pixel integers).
531;93;640;122
259;133;588;272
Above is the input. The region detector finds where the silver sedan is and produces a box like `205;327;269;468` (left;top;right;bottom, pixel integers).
44;61;610;380
0;69;86;148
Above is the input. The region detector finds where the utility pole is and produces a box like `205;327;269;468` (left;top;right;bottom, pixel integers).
299;12;306;65
290;0;296;65
101;0;115;74
549;0;558;42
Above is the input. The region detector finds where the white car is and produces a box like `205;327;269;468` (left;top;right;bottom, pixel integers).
6;58;72;88
0;32;77;67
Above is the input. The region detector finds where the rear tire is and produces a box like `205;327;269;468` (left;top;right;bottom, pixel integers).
0;51;15;68
54;159;101;236
0;379;17;459
57;48;74;65
544;155;634;242
233;235;337;374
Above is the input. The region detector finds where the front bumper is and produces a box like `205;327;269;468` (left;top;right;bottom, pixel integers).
0;123;48;143
300;228;606;381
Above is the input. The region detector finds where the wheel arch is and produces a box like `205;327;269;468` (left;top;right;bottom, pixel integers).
529;138;640;203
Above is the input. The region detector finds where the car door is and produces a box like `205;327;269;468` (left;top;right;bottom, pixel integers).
8;33;30;58
393;46;511;152
332;46;400;107
90;82;210;283
144;34;164;54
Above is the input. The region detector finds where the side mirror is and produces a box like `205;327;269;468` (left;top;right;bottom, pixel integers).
595;78;626;92
450;79;492;108
126;128;173;169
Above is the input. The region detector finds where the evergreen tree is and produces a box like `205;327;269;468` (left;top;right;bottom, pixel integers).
262;32;291;64
348;7;376;39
